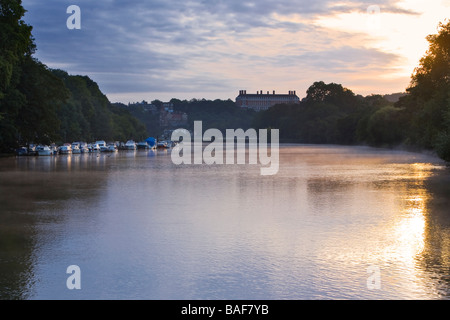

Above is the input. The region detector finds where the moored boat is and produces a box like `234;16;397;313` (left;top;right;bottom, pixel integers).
80;142;89;153
137;141;149;149
50;144;59;155
16;147;28;156
36;145;52;156
145;137;157;150
71;143;81;154
59;144;72;154
89;143;100;152
106;143;118;152
96;141;108;152
125;140;136;150
157;141;168;149
166;140;176;148
28;145;38;156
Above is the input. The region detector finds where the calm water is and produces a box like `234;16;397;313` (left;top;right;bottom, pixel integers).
1;145;449;300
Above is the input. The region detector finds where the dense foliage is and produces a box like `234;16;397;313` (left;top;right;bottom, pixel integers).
51;70;148;144
398;21;450;160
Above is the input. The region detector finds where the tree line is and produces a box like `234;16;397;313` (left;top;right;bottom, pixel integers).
252;82;406;146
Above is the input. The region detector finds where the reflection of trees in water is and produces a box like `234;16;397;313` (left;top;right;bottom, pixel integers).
421;173;450;298
0;156;108;299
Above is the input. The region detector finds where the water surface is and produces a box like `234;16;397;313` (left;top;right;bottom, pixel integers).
0;145;449;300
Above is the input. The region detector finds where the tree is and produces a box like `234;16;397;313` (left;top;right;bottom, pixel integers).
14;57;68;145
435;100;450;161
52;70;149;143
0;0;36;151
0;0;34;99
366;106;405;146
305;81;357;110
397;20;450;156
409;21;450;99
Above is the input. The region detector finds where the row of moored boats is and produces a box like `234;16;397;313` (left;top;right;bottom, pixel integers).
17;139;176;156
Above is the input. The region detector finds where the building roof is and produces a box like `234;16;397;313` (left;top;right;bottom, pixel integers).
237;90;299;98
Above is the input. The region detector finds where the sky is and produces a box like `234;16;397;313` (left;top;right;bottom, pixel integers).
22;0;450;103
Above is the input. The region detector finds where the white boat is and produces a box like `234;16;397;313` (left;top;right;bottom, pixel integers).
59;144;72;154
89;144;100;152
71;143;81;154
137;141;149;149
79;143;89;153
96;141;108;152
36;145;52;156
50;144;59;155
27;145;38;156
125;140;136;150
106;143;117;152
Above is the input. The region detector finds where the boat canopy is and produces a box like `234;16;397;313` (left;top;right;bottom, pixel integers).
145;137;157;147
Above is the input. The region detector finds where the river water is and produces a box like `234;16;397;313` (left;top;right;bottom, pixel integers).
0;145;449;300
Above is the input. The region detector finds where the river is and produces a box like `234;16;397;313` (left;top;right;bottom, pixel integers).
0;145;449;300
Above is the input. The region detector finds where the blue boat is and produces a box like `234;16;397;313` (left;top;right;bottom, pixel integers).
145;137;157;149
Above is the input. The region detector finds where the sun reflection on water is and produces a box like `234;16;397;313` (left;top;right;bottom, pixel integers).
395;195;427;263
378;162;438;297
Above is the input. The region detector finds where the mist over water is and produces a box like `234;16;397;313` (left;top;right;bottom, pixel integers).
1;145;449;300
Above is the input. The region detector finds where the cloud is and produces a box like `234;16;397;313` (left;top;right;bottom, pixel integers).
271;46;402;72
21;0;428;101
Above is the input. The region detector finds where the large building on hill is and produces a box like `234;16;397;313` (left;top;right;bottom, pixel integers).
235;90;300;111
